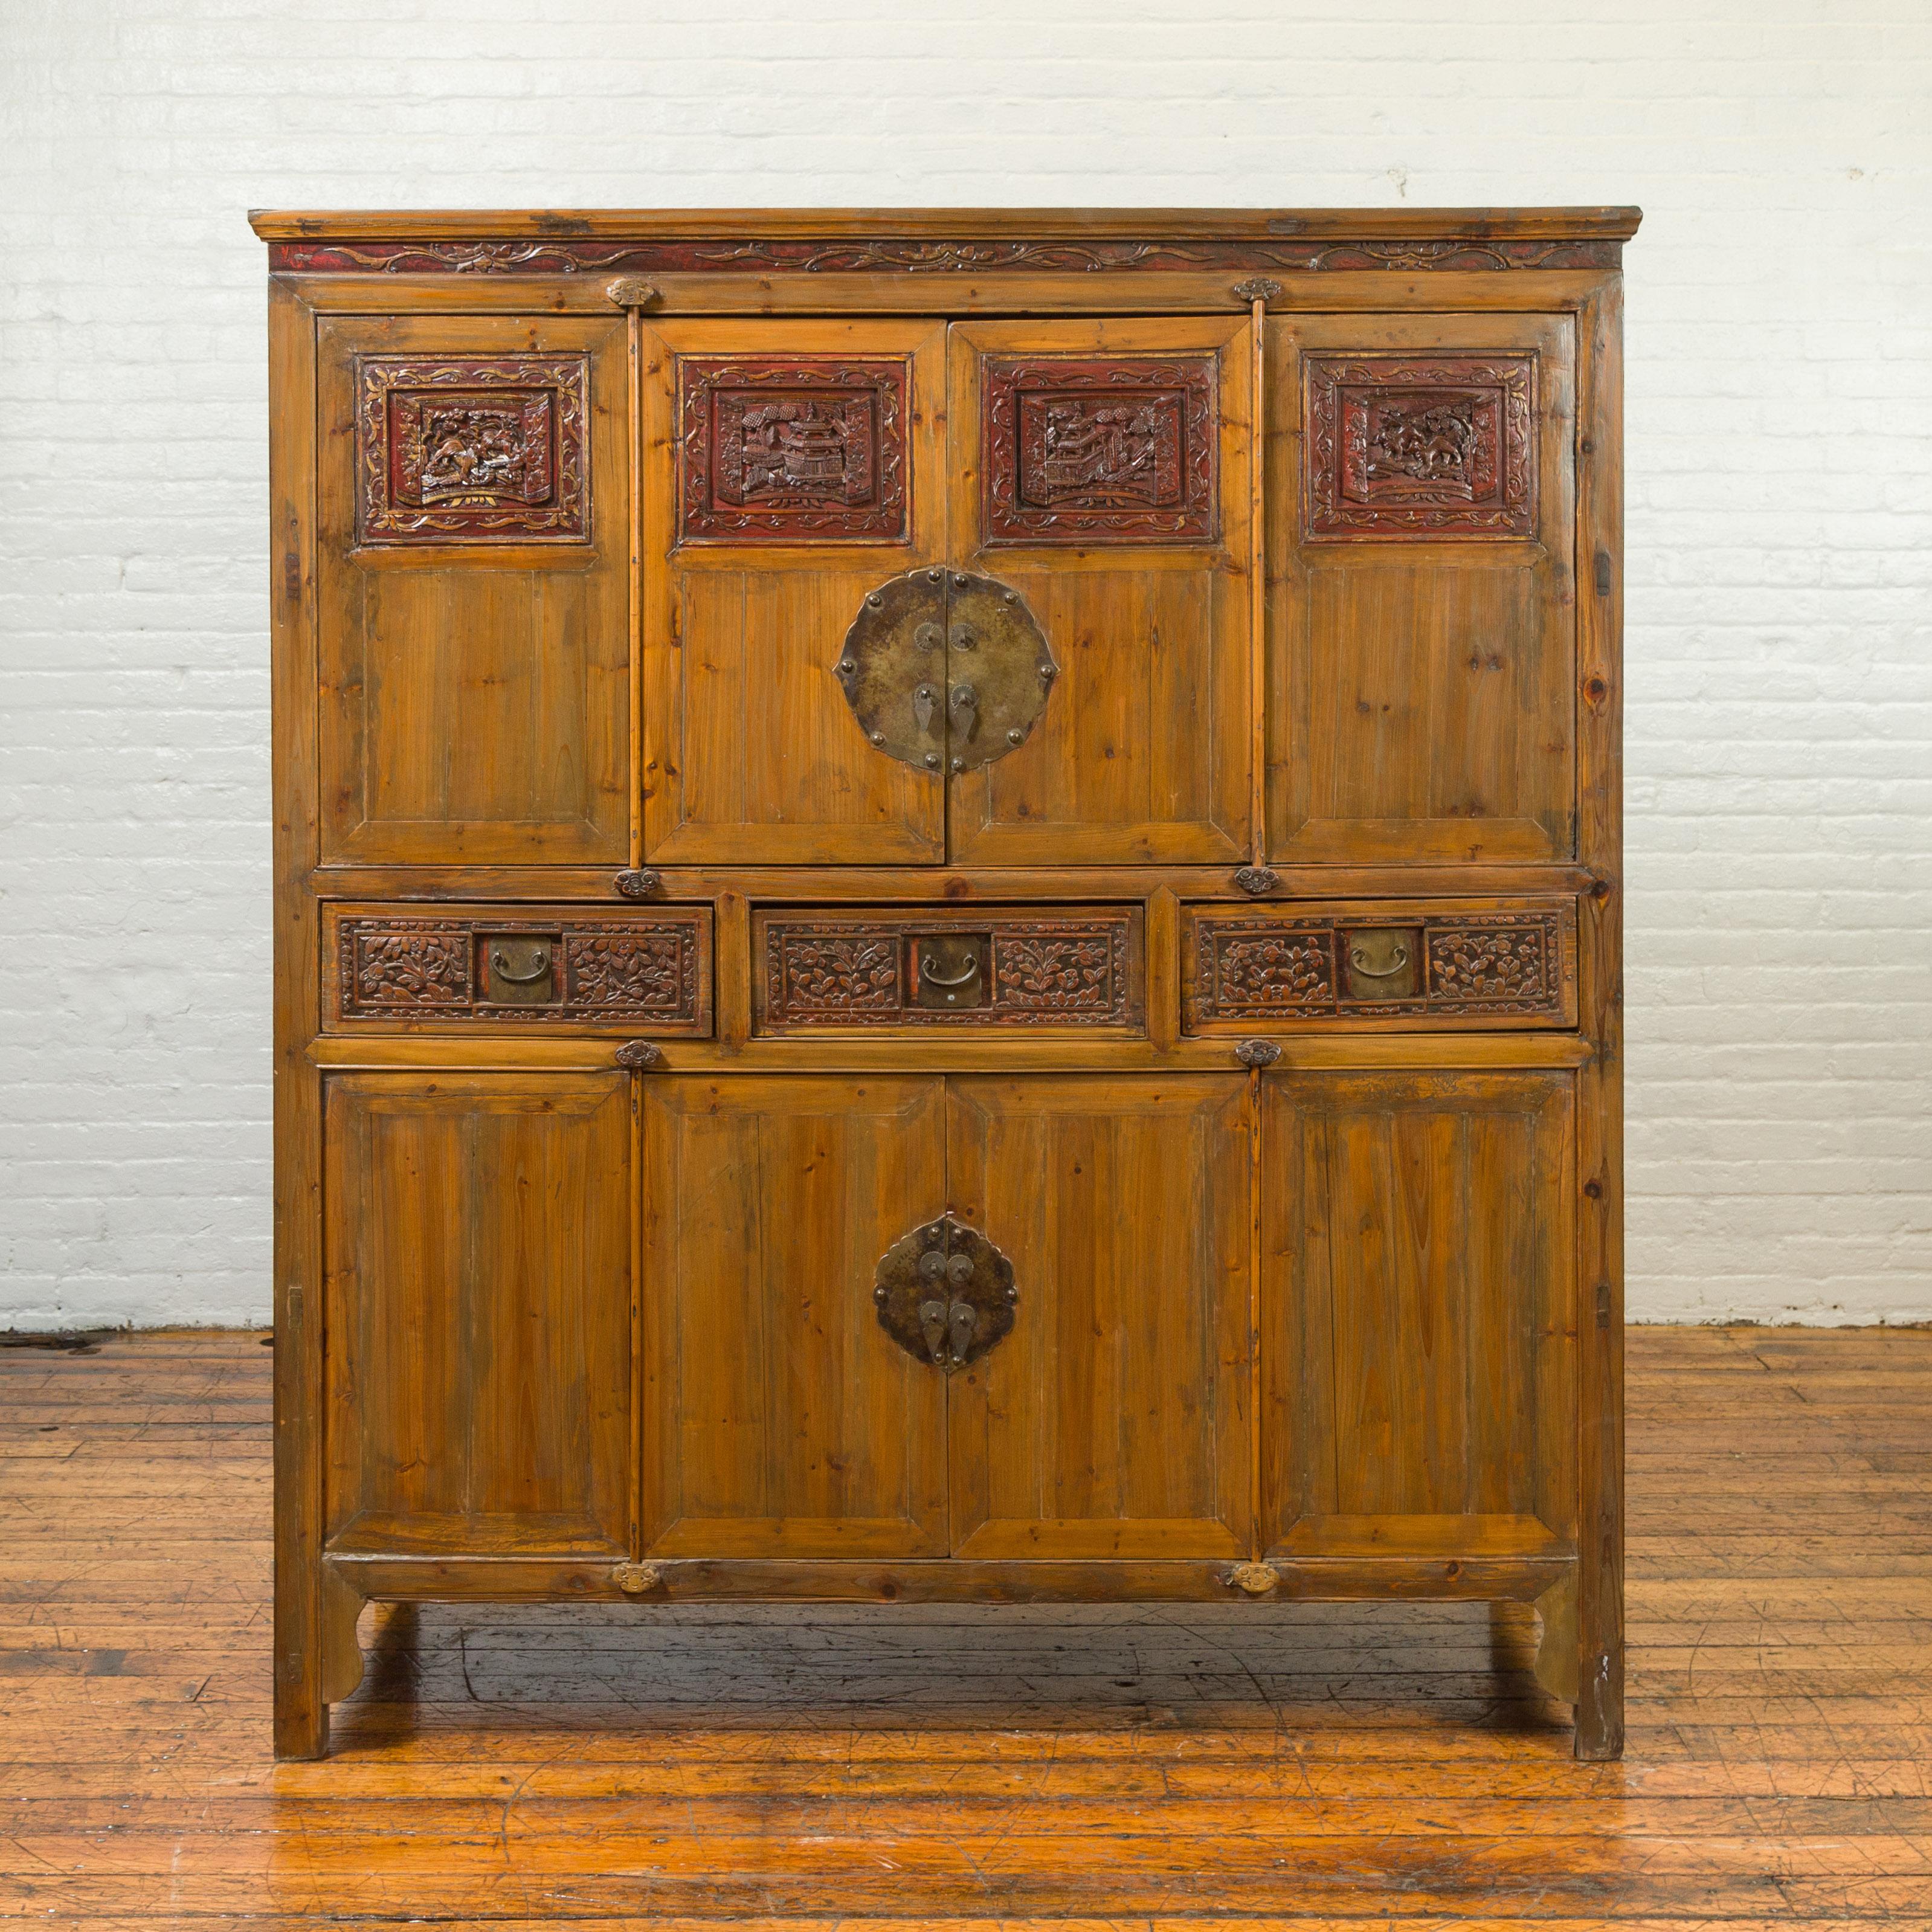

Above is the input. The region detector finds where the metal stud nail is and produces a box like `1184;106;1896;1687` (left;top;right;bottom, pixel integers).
871;731;886;745
839;658;856;675
1006;727;1023;745
924;751;940;768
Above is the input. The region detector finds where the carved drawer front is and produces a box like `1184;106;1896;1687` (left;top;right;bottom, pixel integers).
1184;900;1576;1032
324;904;712;1034
754;906;1144;1034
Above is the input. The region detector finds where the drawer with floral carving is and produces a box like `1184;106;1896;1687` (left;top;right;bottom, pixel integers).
323;904;712;1033
754;906;1144;1033
1183;900;1577;1032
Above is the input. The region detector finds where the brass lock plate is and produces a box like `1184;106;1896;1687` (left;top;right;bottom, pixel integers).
874;1213;1017;1371
478;932;560;1006
909;932;990;1011
838;568;1054;774
1339;926;1422;1003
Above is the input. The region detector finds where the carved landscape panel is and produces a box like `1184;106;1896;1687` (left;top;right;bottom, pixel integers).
355;353;590;543
1304;352;1536;538
677;356;910;542
982;354;1219;545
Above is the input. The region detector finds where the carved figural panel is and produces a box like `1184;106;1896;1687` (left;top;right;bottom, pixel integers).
677;356;909;542
329;909;711;1032
755;908;1142;1031
982;355;1219;545
1305;352;1536;538
1185;905;1576;1030
355;354;590;543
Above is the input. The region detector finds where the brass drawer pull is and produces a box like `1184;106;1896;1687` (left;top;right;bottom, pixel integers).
1347;943;1410;979
919;954;980;990
488;946;550;984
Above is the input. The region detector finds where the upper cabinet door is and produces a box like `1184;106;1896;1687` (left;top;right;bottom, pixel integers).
640;320;949;866
1265;315;1577;865
945;319;1254;866
316;315;631;866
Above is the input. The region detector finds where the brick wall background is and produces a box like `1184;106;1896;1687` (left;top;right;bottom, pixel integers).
2;0;1927;1326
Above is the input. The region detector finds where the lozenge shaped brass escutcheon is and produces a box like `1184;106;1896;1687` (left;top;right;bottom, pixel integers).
838;569;1054;774
872;1212;1017;1371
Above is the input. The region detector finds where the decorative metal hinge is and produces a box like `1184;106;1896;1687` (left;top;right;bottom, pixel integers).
874;1213;1017;1371
1226;1560;1281;1595
614;868;662;900
1232;277;1282;304
1235;1038;1281;1068
1233;866;1278;897
605;277;662;309
840;569;1055;775
614;1040;664;1070
611;1562;663;1594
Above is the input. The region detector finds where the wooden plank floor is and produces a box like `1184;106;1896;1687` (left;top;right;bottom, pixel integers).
3;1326;1930;1928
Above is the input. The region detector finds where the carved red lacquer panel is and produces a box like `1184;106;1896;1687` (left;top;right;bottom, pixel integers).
354;355;590;543
982;356;1219;546
1304;352;1536;538
677;357;909;543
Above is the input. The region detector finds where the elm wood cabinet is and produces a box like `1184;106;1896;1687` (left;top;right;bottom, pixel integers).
259;205;1633;1761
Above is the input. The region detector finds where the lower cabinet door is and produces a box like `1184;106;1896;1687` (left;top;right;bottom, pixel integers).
639;1075;950;1557
945;1076;1254;1559
1260;1070;1579;1562
322;1072;634;1556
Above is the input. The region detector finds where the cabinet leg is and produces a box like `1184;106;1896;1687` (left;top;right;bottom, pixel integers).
1573;1637;1626;1760
272;1552;329;1761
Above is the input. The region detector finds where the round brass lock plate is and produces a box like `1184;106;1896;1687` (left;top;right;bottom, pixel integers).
873;1212;1017;1370
838;569;1055;773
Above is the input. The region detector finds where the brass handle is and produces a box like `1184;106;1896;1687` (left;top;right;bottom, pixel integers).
1347;944;1410;978
918;1296;949;1365
488;947;550;984
949;683;977;730
919;955;980;990
947;1299;978;1362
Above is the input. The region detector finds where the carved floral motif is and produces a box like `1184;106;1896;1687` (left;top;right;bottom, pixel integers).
678;357;909;542
1428;925;1550;1002
565;933;692;1011
335;916;704;1027
993;936;1117;1011
1191;911;1570;1025
350;930;472;1007
762;916;1136;1027
355;355;590;543
983;356;1218;545
1305;353;1536;538
1213;932;1336;1009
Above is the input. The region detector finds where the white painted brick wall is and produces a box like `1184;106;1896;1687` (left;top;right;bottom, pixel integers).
2;0;1928;1327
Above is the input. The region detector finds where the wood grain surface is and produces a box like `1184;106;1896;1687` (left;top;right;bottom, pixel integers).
4;1324;1927;1926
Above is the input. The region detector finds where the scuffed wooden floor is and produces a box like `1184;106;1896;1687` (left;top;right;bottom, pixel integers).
4;1327;1931;1927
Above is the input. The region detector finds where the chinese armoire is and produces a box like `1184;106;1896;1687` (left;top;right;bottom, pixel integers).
254;207;1635;1760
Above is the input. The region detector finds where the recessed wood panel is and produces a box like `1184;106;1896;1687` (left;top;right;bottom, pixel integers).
317;315;630;866
1260;1069;1578;1560
322;1072;633;1556
947;318;1252;866
945;1075;1253;1559
639;1076;949;1557
1266;314;1576;864
641;320;948;866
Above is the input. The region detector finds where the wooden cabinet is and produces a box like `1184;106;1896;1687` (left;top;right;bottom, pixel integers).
261;206;1633;1762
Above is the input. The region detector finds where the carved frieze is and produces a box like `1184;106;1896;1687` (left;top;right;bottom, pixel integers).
1187;907;1574;1029
330;911;710;1031
354;354;590;543
274;237;1623;276
758;910;1141;1029
677;356;909;542
1305;353;1536;538
982;355;1219;545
